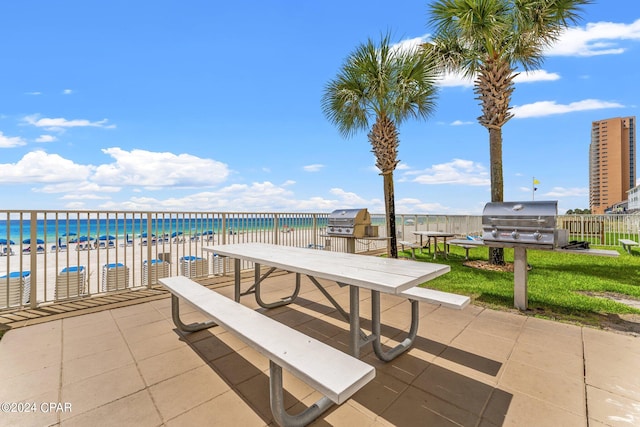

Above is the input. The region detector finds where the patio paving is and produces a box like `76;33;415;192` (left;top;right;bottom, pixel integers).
0;271;639;426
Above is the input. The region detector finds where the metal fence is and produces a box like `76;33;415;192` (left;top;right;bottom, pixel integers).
1;210;637;312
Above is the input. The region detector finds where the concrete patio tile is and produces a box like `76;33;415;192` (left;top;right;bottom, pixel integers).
499;359;585;416
0;321;62;378
62;315;119;340
0;364;60;402
509;340;584;379
447;327;517;363
210;347;266;386
120;318;173;343
483;388;586;427
516;320;584;358
381;384;477;427
586;385;640;427
126;330;186;361
137;345;207;386
583;327;640;355
466;309;526;341
411;362;496;422
365;347;432;385
345;370;409;415
109;300;158;318
60;363;145;419
61;309;112;329
60;390;161;427
584;331;640;402
189;332;237;362
113;306;166;330
166;390;267;427
148;364;232;422
523;315;583;339
63;330;128;361
62;346;135;385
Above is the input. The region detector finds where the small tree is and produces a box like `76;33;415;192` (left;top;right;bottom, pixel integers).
322;34;439;257
427;0;591;264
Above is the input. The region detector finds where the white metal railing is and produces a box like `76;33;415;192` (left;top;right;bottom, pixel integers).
1;210;637;312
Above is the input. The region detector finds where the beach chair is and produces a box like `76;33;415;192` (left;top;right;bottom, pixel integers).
179;256;209;278
0;271;30;308
101;263;130;292
55;266;87;300
1;247;14;256
142;259;170;286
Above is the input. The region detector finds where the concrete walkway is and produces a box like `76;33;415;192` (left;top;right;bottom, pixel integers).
0;272;638;426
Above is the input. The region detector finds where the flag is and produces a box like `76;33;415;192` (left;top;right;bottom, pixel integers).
533;178;540;185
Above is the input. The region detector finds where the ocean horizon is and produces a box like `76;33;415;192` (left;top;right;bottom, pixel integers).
0;216;329;244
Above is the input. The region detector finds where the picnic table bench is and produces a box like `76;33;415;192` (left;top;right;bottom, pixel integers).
619;239;639;254
447;238;485;260
398;240;422;259
160;276;375;427
207;243;469;361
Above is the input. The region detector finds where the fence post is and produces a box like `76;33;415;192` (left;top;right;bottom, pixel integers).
29;211;38;309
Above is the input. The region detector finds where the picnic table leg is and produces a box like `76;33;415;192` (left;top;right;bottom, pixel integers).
255;268;301;309
349;286;361;358
371;290;419;361
270;361;333;427
170;295;217;332
234;258;241;302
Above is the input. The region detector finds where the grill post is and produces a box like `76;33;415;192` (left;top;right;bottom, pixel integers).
513;247;528;310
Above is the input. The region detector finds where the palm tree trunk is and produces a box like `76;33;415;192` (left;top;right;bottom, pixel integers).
489;127;505;265
383;171;398;258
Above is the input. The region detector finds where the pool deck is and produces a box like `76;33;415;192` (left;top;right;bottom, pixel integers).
0;271;639;427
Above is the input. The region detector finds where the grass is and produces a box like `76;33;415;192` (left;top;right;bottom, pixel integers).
400;244;640;328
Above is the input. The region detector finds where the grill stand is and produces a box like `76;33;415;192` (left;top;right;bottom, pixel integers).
513;247;528;310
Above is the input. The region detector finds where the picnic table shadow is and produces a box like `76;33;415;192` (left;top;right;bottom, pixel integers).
173;296;512;426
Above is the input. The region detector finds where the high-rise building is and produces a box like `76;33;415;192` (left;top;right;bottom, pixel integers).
589;116;636;214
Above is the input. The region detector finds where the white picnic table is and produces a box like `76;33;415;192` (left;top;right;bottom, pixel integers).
205;243;454;361
413;231;456;259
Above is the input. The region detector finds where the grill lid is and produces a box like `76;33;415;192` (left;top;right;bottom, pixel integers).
326;208;371;237
482;201;558;248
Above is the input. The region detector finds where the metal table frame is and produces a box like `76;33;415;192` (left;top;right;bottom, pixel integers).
205;243;450;361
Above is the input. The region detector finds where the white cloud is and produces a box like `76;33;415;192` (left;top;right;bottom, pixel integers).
512;99;624;118
513;70;560;83
25;91;42;96
0;132;27;148
451;120;474;126
548;18;640;57
35;135;57;143
0;150;93;183
303;164;325;172
62;89;73;95
543;187;588;197
93;148;230;188
22;114;116;132
405;159;490;186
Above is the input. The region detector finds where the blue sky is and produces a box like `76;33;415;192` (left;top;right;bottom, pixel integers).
0;1;638;215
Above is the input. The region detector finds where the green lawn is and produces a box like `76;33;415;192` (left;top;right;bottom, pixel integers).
401;244;640;327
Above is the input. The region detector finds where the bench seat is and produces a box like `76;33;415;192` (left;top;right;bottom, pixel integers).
159;276;375;426
447;238;484;260
400;286;470;310
398;240;421;259
619;239;639;254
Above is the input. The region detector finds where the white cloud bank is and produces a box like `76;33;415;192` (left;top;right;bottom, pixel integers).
548;18;640;57
512;99;624;119
403;159;490;186
22;115;116;132
0;132;27;148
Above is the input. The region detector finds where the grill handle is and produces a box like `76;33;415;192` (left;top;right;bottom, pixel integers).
487;217;548;224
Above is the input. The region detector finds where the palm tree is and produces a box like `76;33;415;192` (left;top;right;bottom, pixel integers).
322;34;439;258
427;0;591;264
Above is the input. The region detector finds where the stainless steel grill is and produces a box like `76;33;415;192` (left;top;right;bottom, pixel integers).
326;208;373;238
482;201;566;249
